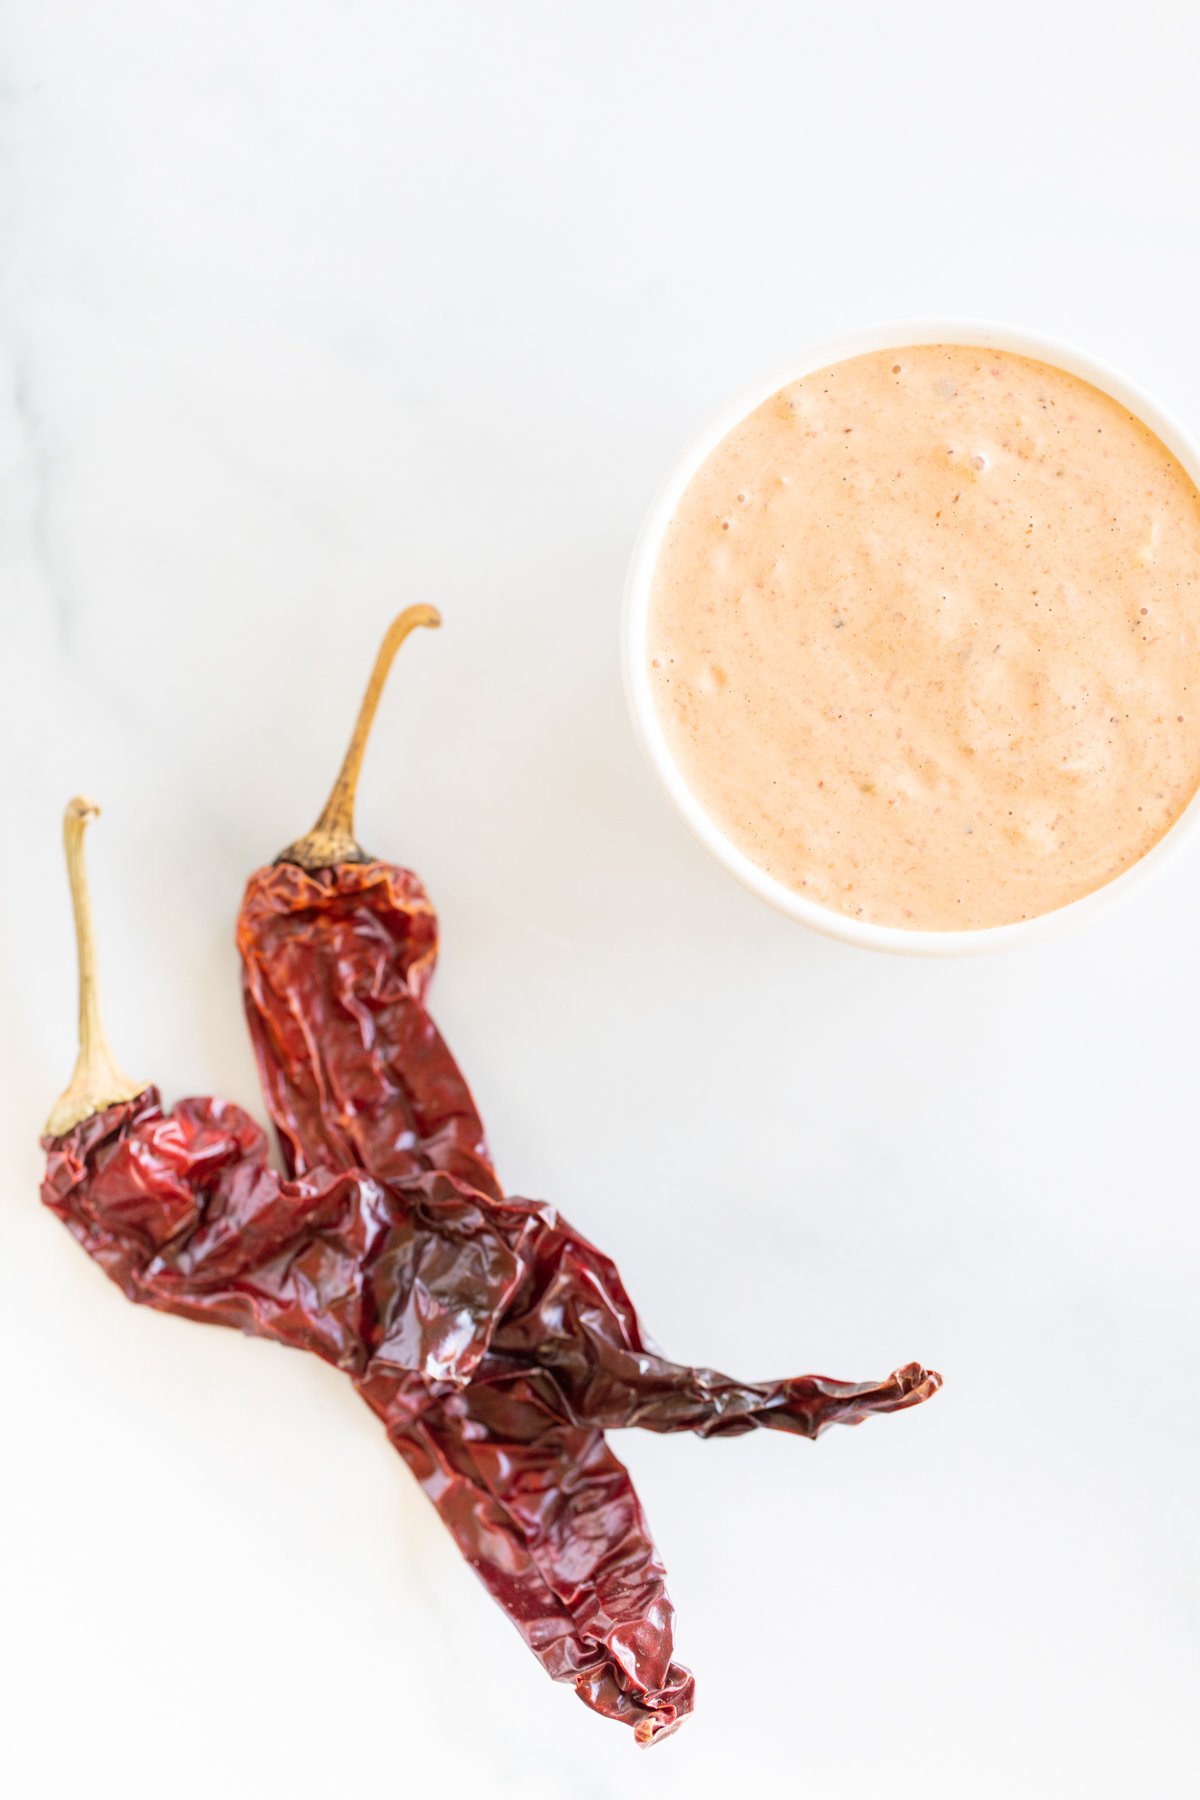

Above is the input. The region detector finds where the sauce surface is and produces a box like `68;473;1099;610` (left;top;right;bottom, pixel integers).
647;345;1200;929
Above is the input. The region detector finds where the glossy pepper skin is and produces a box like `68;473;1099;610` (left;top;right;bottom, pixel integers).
43;1077;938;1741
236;850;937;1434
234;848;939;1742
44;609;942;1745
224;610;941;1740
40;1089;694;1739
41;1090;522;1381
46;778;705;1739
237;860;499;1199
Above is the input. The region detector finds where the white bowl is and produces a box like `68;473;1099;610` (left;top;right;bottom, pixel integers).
622;319;1200;956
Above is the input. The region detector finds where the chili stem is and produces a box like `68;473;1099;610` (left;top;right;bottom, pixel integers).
45;798;144;1137
277;604;441;869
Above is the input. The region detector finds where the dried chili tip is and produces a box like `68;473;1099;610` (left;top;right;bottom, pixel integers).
633;1704;688;1747
44;797;146;1139
893;1361;943;1403
628;1667;695;1746
575;1659;695;1745
839;1360;943;1425
835;1360;943;1425
276;604;440;872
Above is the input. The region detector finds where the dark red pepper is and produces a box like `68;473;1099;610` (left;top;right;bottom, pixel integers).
43;1086;695;1739
41;622;942;1744
237;608;498;1198
230;614;942;1727
41;803;693;1738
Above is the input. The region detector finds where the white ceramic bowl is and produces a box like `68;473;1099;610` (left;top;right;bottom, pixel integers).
622;319;1200;956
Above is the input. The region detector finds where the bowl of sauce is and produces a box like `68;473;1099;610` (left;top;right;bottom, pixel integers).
623;322;1200;953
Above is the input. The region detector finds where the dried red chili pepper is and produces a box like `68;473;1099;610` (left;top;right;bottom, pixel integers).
40;800;692;1739
231;614;942;1724
44;1104;696;1738
42;777;941;1743
237;606;499;1198
236;616;936;1430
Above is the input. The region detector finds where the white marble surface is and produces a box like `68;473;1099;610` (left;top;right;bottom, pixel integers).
4;5;1200;1795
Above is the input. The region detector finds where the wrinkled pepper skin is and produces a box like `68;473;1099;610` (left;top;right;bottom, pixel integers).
43;634;942;1745
43;1083;938;1741
233;852;939;1737
388;1393;695;1740
41;1089;690;1739
41;1089;522;1384
236;857;937;1432
238;863;499;1198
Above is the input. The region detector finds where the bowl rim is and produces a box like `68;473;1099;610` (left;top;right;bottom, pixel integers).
621;316;1200;957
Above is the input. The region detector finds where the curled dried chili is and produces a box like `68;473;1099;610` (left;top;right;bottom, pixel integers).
41;802;691;1738
41;620;942;1745
232;614;942;1727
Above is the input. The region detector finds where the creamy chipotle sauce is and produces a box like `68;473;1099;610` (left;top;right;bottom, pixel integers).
647;345;1200;929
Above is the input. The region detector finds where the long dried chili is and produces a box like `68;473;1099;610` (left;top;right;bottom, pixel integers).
42;620;942;1744
41;803;691;1738
231;614;942;1726
238;607;498;1198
